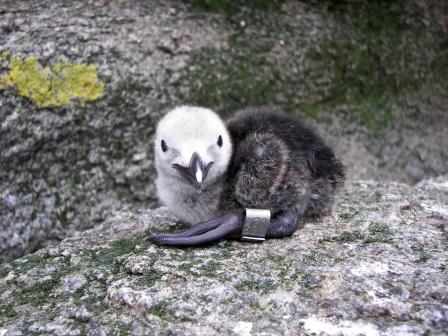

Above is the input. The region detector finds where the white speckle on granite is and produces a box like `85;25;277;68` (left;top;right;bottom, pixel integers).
301;317;380;336
233;321;252;336
350;261;389;277
57;274;87;293
423;203;448;217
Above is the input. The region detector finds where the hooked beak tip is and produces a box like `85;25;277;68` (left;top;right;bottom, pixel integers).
171;153;214;189
195;169;203;184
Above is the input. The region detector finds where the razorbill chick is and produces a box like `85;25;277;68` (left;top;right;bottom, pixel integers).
149;106;344;246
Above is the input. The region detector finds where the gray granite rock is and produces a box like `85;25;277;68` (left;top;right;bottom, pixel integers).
0;179;447;335
1;0;447;265
0;0;229;262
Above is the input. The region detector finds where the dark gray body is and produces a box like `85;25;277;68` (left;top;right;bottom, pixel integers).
221;108;345;237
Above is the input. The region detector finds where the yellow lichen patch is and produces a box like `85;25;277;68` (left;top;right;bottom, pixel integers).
0;54;105;108
0;50;10;62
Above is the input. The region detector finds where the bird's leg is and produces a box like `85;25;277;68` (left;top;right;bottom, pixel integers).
148;210;302;246
266;210;301;238
148;216;225;240
148;212;244;246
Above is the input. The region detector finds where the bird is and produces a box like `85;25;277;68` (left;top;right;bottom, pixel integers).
148;106;344;246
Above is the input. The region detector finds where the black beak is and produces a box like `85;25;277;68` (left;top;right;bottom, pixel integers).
172;152;214;189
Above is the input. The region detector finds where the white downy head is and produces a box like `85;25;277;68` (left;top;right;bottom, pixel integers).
154;106;232;190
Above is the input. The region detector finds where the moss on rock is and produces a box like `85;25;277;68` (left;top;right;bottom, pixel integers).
169;0;447;135
1;181;448;334
186;0;285;14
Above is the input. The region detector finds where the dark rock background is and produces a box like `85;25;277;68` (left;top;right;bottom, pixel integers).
1;0;447;263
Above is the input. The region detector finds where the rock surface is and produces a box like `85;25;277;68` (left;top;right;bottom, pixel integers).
1;178;447;335
1;0;447;263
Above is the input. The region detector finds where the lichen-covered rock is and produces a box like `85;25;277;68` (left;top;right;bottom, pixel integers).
1;179;447;335
1;0;447;263
0;54;105;108
0;0;230;262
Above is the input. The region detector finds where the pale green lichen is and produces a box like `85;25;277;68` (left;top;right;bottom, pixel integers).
0;54;104;108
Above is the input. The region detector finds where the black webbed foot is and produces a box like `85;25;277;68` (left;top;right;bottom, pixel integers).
148;212;244;246
147;216;224;242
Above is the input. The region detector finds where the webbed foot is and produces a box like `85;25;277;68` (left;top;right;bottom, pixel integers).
147;212;244;246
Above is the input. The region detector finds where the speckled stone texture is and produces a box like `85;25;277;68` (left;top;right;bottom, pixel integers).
1;178;447;335
1;0;447;265
0;0;231;262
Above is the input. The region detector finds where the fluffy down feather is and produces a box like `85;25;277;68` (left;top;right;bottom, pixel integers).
150;106;344;245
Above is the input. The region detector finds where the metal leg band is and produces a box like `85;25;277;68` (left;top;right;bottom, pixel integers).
241;208;271;242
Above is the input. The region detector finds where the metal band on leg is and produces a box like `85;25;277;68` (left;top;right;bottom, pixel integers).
241;208;271;242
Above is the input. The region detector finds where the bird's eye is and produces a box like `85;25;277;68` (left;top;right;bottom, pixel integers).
217;135;223;147
161;139;168;152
